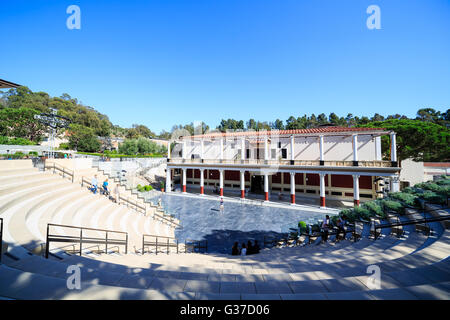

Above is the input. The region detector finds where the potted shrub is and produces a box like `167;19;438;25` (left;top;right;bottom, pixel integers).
160;181;165;192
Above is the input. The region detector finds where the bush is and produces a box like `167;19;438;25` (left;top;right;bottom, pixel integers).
353;206;372;221
28;151;38;157
137;184;154;192
340;208;356;223
381;200;405;214
362;200;384;217
388;192;420;208
422;190;446;205
0;136;36;145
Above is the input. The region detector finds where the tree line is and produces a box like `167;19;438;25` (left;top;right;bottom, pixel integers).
1;86;448;161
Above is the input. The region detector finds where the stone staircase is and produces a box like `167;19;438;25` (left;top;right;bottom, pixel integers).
0;159;449;300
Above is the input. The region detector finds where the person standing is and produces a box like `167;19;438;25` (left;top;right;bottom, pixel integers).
113;184;120;204
219;196;224;214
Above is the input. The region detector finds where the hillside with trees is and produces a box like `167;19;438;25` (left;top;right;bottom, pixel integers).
1;86;448;161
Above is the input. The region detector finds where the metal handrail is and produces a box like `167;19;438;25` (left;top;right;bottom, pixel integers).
142;234;178;255
119;195;146;215
0;218;3;263
44;161;74;183
184;238;208;253
373;214;450;240
45;223;128;258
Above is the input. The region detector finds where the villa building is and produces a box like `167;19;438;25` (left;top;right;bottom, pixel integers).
167;126;401;207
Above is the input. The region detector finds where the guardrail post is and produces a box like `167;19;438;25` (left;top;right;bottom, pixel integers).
156;237;158;255
105;231;108;254
176;239;179;254
142;235;145;255
45;224;50;259
185;239;187;253
125;233;128;254
79;228;83;256
167;238;169;255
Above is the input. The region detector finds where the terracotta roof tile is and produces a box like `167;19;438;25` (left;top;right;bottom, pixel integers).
183;126;388;139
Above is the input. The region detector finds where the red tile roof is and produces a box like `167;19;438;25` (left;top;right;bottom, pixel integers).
183;126;389;139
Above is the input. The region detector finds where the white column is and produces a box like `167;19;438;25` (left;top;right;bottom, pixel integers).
319;135;324;163
241;138;245;161
200;139;204;160
290;135;295;161
352;134;358;163
182;168;187;193
319;173;326;207
165;168;171;193
264;137;268;160
220;138;224;160
264;173;269;201
375;136;382;161
390;132;397;164
167;141;171;159
353;174;360;206
240;170;245;198
182;140;187;159
290;172;295;204
219;169;224;196
200;169;205;195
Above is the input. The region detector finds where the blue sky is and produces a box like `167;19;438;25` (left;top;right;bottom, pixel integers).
1;0;449;133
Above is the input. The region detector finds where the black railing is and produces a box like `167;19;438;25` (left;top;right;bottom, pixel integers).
0;218;3;263
44;161;74;183
373;214;450;240
185;239;208;253
45;223;128;258
142;234;178;255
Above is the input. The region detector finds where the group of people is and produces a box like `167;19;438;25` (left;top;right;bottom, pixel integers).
90;175;121;204
231;240;261;256
320;214;348;243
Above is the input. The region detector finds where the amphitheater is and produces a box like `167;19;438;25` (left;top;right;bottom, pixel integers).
0;159;449;300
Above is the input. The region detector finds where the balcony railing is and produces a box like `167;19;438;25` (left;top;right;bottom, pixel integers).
168;158;394;168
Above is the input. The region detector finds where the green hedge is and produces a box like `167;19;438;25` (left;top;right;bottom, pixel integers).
0;136;37;145
137;184;154;192
77;152;164;158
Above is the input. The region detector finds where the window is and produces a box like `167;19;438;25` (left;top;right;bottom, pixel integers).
246;149;250;159
278;142;281;148
271;149;276;159
281;148;287;159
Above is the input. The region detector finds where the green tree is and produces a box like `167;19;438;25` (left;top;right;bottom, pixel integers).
359;119;449;162
67;124;101;152
0;107;46;142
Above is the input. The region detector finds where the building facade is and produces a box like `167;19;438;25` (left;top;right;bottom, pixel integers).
166;127;401;207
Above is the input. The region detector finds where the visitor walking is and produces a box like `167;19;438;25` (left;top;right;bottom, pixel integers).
219;196;224;214
113;184;120;204
102;178;109;196
91;175;98;194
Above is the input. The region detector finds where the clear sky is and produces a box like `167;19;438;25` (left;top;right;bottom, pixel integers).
1;0;449;133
